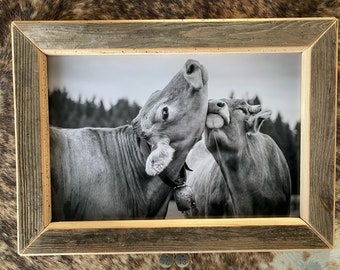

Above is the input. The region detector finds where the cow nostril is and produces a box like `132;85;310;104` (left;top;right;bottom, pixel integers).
217;102;225;108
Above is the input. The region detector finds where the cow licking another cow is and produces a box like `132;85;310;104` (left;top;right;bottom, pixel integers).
50;59;292;221
185;99;291;218
51;59;208;221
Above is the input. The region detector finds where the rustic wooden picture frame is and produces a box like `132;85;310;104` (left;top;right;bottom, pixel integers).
12;18;337;256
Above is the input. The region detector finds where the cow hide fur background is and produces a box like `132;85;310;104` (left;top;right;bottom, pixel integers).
1;0;339;269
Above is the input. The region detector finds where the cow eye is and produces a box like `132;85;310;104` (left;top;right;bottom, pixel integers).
161;107;169;120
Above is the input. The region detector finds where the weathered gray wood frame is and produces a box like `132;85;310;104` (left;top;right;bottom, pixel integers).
12;18;338;256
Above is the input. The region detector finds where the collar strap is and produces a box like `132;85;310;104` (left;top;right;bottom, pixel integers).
159;165;187;189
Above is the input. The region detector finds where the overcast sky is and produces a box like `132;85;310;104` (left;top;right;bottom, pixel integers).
48;53;301;128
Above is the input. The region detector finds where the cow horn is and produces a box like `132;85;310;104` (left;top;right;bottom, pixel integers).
249;105;261;114
246;109;272;133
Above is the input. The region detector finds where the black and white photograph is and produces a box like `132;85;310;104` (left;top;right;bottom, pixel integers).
48;53;301;221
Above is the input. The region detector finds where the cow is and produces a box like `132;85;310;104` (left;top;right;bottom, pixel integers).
185;98;291;218
50;59;208;221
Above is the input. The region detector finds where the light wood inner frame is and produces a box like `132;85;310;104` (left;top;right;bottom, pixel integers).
12;18;338;256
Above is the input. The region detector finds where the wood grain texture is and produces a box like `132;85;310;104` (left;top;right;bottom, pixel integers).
309;23;338;245
37;51;52;227
299;48;312;222
12;19;337;256
12;26;45;254
13;19;336;54
26;223;327;255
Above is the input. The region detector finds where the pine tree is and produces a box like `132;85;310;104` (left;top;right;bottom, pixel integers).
95;100;107;127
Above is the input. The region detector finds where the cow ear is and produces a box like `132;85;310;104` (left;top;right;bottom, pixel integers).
247;110;272;133
145;137;175;176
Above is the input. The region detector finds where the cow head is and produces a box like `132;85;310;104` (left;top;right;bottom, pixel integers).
204;98;272;154
132;59;208;176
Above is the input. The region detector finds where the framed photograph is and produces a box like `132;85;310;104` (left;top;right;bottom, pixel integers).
12;19;337;255
47;53;301;220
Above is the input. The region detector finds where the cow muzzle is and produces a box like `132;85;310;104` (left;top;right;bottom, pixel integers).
206;99;230;129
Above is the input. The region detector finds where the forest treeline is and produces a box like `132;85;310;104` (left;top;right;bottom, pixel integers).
49;88;141;128
49;89;300;195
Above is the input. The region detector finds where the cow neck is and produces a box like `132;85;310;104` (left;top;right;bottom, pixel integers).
137;136;187;188
211;139;239;216
137;136;197;212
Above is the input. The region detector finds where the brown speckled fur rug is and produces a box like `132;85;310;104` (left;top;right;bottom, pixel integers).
1;0;339;269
